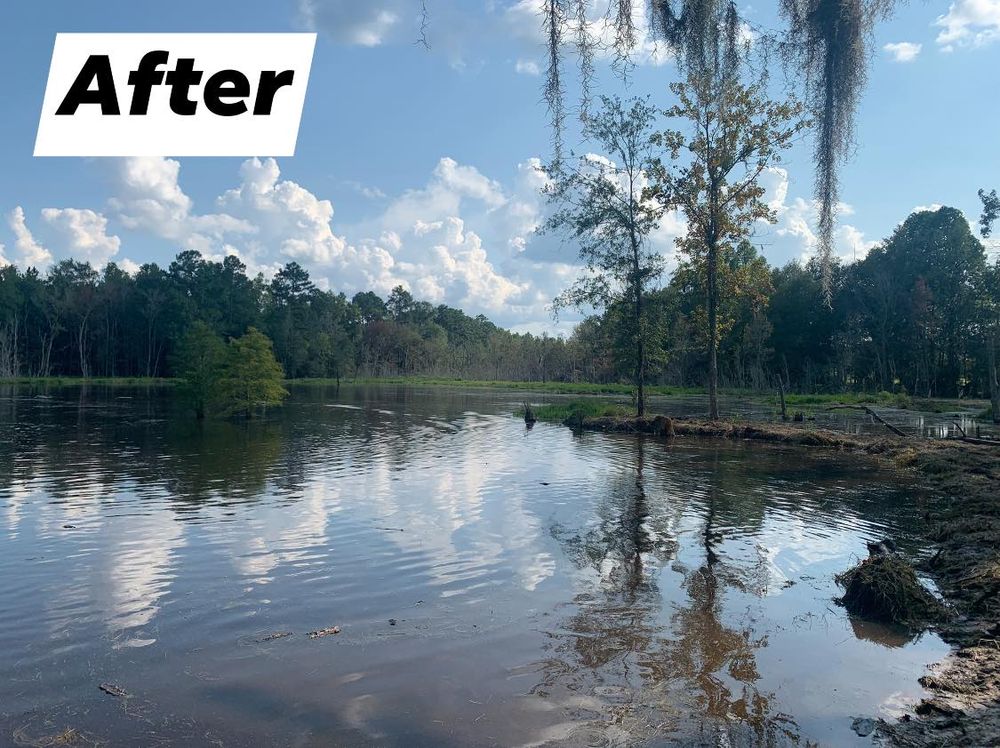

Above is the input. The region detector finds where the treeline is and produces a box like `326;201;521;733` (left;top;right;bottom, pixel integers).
581;207;999;400
0;206;997;400
0;249;569;382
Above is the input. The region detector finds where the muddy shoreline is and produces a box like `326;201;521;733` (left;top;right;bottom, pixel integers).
573;415;1000;746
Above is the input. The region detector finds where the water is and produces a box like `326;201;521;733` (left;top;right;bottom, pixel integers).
0;384;950;746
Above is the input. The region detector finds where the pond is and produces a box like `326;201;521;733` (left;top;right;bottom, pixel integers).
0;384;950;746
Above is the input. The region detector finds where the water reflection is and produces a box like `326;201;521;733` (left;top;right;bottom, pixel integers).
543;439;799;744
0;384;951;746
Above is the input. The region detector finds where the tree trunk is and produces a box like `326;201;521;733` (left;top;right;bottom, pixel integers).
990;332;1000;425
635;276;645;417
707;238;719;420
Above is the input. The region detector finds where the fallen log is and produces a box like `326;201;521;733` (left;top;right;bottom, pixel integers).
826;404;907;438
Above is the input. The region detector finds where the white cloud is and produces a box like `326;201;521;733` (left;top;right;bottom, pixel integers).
0;243;8;267
503;0;673;67
935;0;1000;49
109;157;255;253
300;0;672;69
344;180;387;199
7;206;53;270
31;154;865;331
97;155;565;328
298;1;402;46
41;208;121;267
883;41;922;62
515;58;540;75
760;167;876;264
119;257;142;275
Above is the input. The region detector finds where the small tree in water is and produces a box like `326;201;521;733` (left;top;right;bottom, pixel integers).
216;327;288;418
175;321;226;419
544;96;666;416
651;73;809;420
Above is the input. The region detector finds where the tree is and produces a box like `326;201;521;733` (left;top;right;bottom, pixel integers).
982;259;1000;423
174;321;226;419
544;96;666;415
979;188;1000;237
532;0;890;294
851;208;986;397
651;72;808;418
215;328;288;418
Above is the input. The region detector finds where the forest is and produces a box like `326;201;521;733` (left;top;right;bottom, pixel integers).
0;204;996;402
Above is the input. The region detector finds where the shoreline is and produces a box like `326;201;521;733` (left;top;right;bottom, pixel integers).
570;414;1000;746
1;376;987;416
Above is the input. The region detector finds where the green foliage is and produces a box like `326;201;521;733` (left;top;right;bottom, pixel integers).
214;328;289;418
517;399;632;425
543;95;667;415
174;321;226;419
0;202;998;409
651;71;809;418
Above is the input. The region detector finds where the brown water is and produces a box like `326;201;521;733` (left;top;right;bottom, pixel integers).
0;384;950;747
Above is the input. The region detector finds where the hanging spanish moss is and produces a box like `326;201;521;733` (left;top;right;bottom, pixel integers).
413;0;894;296
779;0;892;301
543;0;568;164
574;0;596;122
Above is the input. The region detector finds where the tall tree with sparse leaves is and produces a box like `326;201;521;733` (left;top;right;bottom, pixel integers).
651;72;809;419
544;96;666;416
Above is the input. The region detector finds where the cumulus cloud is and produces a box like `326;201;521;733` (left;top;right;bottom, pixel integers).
935;0;1000;50
41;208;121;267
883;41;922;62
759;167;877;264
16;153;862;331
98;155;560;327
7;206;53;270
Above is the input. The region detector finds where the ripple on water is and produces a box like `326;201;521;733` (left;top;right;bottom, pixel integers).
0;385;951;747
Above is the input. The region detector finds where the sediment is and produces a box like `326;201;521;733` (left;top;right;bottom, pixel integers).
572;414;1000;746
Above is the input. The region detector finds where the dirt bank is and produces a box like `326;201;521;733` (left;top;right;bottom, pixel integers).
574;415;1000;746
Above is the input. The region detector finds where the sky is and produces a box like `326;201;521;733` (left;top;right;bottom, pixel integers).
0;0;998;334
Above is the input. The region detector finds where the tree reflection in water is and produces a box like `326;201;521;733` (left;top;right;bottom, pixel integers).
542;438;805;746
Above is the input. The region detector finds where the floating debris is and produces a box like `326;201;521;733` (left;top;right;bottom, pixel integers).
307;626;341;638
98;683;129;698
255;631;293;643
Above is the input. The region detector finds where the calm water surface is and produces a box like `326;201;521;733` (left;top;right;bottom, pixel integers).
0;384;949;747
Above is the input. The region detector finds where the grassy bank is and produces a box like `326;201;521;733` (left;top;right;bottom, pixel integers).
1;375;984;416
0;376;176;386
294;376;978;411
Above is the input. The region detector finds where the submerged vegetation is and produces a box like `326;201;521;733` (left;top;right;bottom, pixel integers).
175;324;287;418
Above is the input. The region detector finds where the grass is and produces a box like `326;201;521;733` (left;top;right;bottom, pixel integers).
515;399;633;423
291;376;708;396
0;376;176;386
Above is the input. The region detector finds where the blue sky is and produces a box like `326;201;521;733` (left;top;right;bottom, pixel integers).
1;0;998;333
